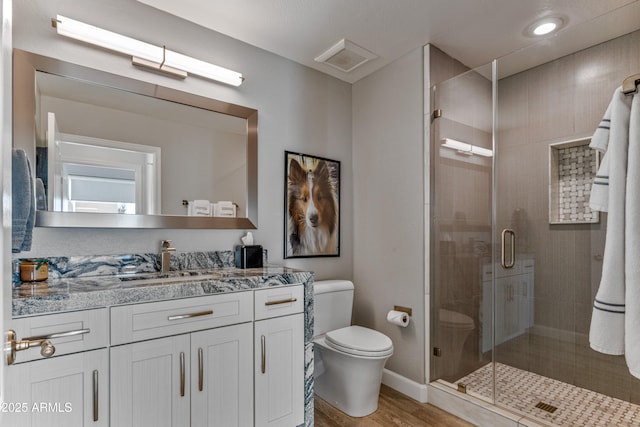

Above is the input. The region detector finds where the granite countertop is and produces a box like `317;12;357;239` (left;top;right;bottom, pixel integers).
13;265;313;318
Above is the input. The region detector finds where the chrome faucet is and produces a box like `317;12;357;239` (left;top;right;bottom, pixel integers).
159;240;176;273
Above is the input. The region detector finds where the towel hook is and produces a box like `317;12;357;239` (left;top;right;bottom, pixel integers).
622;73;640;96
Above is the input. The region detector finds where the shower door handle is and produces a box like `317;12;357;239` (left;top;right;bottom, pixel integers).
501;229;516;269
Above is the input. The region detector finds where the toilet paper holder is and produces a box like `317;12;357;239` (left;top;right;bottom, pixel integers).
393;305;412;317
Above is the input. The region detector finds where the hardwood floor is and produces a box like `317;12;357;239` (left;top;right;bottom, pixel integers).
314;384;475;427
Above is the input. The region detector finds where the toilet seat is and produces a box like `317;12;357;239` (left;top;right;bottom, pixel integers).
325;325;393;357
439;309;475;330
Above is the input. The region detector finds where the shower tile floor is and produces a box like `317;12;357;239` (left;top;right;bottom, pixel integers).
457;362;640;426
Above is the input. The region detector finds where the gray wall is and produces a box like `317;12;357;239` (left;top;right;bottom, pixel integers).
352;47;425;384
13;0;353;281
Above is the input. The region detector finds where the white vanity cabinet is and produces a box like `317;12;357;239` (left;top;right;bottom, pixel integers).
8;280;309;427
482;257;535;351
110;291;254;427
4;308;110;427
254;285;305;427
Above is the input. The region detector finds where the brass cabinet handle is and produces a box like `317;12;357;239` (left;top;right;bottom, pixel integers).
93;369;99;422
27;329;91;341
264;298;297;306
6;328;91;365
198;347;204;392
179;352;185;397
261;335;266;374
167;310;213;321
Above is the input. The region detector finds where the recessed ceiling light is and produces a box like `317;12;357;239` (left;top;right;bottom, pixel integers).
533;22;557;35
525;15;566;38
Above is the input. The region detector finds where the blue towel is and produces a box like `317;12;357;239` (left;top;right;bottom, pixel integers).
12;148;35;253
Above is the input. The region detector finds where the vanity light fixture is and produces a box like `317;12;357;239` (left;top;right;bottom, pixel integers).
441;138;493;157
52;15;244;86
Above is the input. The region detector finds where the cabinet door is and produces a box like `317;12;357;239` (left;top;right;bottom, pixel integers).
4;348;108;427
495;277;519;345
516;274;532;334
254;313;304;427
191;323;254;427
520;271;535;330
110;334;190;427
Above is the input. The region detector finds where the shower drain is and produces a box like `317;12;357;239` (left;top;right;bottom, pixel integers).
535;401;558;413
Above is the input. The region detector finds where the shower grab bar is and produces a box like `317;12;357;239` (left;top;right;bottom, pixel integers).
501;229;516;269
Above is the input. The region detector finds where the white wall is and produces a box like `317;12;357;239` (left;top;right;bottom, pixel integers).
12;0;353;280
352;47;425;384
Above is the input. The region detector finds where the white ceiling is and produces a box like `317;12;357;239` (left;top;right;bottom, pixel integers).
135;0;640;83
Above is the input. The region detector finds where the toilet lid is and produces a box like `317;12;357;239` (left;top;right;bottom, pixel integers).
439;309;475;329
325;326;393;357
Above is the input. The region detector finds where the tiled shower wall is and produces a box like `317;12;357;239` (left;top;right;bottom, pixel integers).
495;29;640;402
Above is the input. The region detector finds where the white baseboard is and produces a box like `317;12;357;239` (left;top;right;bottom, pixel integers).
381;369;429;403
428;382;525;427
381;373;547;426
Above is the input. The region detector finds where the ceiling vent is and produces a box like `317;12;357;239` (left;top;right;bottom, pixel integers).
314;39;377;73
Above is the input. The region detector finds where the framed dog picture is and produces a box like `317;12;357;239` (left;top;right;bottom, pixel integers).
284;151;340;258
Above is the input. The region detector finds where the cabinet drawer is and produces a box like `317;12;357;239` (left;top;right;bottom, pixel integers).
254;285;304;320
10;308;108;364
483;261;524;279
111;291;253;345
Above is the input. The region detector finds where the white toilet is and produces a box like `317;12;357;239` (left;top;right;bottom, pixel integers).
439;308;475;377
313;280;393;417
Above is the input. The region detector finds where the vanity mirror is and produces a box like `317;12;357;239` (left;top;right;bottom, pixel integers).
13;49;257;229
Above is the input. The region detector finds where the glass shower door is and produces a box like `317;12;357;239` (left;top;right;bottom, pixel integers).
430;63;494;397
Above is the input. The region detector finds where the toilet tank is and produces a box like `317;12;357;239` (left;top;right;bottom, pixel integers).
313;280;354;337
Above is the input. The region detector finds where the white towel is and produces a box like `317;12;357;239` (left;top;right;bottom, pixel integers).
588;87;640;378
589;88;630;356
188;199;211;216
589;98;614;211
213;201;236;217
625;93;640;377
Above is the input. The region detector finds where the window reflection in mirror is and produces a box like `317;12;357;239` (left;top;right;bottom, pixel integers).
48;130;159;215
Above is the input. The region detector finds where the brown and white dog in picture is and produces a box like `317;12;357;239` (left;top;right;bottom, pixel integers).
287;158;338;256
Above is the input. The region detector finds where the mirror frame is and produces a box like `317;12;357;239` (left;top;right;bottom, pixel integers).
13;49;258;229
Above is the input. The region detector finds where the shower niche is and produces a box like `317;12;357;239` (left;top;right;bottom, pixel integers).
548;138;599;224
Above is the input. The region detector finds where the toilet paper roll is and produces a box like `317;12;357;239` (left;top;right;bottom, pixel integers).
387;310;410;327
